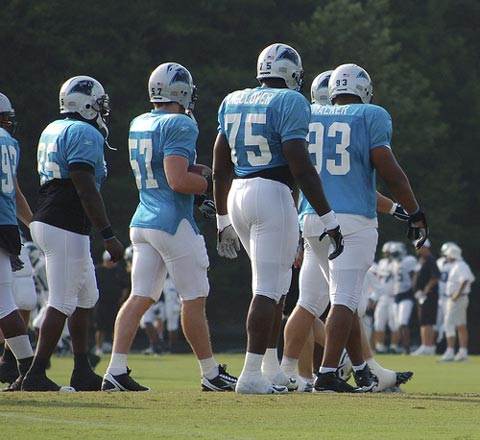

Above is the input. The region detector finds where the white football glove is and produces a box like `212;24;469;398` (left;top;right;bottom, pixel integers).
217;225;241;259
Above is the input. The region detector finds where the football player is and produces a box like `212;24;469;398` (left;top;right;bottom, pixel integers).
390;241;418;354
0;92;36;392
284;64;427;392
22;77;124;391
438;243;475;362
213;43;343;394
102;63;237;392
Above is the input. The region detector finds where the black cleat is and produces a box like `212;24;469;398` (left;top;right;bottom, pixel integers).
1;375;23;391
395;371;414;386
70;369;103;391
0;361;18;385
102;368;150;392
201;364;237;392
314;371;360;393
353;364;377;392
22;372;75;392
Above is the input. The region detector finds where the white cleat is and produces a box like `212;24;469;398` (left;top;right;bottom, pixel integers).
263;370;298;391
235;374;288;394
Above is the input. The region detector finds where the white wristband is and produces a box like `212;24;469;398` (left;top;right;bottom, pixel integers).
319;210;338;230
216;214;231;231
389;203;398;215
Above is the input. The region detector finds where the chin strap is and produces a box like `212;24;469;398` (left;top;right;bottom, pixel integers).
96;114;117;151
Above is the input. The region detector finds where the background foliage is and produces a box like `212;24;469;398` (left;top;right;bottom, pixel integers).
1;0;478;349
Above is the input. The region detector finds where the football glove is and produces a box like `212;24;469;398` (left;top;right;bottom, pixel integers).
407;210;429;249
10;255;24;272
194;194;216;219
390;203;409;221
319;225;344;260
217;225;241;259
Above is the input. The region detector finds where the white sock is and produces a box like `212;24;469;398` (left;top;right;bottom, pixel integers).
261;348;281;373
241;352;264;376
458;348;468;357
107;353;128;376
199;357;218;379
319;366;336;374
352;361;367;372
5;335;33;360
367;357;395;389
280;356;298;376
444;347;454;356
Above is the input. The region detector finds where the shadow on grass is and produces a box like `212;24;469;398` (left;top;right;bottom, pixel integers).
403;393;480;404
0;399;136;410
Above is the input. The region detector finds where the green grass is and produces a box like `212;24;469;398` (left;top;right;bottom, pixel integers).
1;353;479;440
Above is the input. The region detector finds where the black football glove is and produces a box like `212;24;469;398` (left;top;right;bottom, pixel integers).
408;210;429;249
10;255;24;272
194;194;216;219
391;203;409;221
319;225;344;260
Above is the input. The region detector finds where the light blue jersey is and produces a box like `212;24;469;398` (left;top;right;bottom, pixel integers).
217;87;311;176
0;127;19;225
37;119;106;189
299;103;392;227
129;110;199;235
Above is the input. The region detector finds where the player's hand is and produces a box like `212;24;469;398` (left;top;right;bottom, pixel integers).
103;237;124;263
407;210;429;249
194;194;216;219
10;255;24;272
391;203;409;221
217;225;241;259
319;225;344;260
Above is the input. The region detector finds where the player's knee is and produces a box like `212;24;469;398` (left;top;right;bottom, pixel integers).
48;297;76;317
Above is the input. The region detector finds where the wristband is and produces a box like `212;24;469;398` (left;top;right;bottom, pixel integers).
216;214;231;231
99;225;115;240
319;210;338;231
389;203;398;215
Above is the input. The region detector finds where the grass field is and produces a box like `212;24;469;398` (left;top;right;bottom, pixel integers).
1;353;479;439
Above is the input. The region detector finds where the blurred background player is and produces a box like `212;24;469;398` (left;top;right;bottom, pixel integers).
213;44;343;394
411;239;439;355
372;241;399;354
22;76;124;392
390;241;418;354
0;92;35;392
102;62;236;392
438;243;475;362
435;241;455;345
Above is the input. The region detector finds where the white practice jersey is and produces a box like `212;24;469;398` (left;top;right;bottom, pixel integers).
391;255;417;294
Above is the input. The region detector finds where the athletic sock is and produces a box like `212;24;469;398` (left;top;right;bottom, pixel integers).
107;353;128;376
198;357;218;380
241;352;263;376
261;348;281;375
280;355;298;376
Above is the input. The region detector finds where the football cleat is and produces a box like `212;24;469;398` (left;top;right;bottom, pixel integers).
263;369;298;392
395;371;414;386
201;364;237;392
353;365;377;392
70;368;103;391
235;374;288;394
102;368;150;392
314;371;360;393
437;352;455;362
454;353;468;362
1;375;23;392
22;372;75;392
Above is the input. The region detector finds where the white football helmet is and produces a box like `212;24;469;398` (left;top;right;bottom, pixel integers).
0;92;17;134
59;76;110;138
381;241;394;256
442;242;462;260
329;63;373;104
440;241;456;256
149;63;197;111
311;70;333;105
256;43;304;91
390;241;406;258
